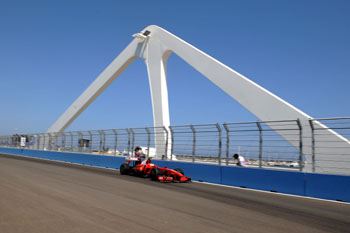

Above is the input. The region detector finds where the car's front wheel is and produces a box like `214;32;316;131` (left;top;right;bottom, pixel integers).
150;168;161;181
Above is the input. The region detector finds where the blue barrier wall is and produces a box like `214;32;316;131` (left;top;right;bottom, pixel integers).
0;148;125;169
0;147;349;202
304;173;350;202
221;166;306;196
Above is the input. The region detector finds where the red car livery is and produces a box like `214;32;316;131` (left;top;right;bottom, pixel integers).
120;157;191;182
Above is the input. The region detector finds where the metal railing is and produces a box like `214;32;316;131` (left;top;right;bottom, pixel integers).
1;117;349;175
309;118;350;174
223;120;302;170
170;124;222;164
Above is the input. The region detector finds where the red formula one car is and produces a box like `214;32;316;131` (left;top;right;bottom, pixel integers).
119;157;191;182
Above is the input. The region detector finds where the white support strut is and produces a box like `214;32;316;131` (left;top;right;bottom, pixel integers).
48;25;350;174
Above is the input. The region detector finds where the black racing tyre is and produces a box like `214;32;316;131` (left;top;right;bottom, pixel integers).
142;168;152;178
120;163;130;175
150;168;161;181
174;168;184;175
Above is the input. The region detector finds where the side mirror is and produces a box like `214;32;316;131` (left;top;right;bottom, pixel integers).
164;165;167;169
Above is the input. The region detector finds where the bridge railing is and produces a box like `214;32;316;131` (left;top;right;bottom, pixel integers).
1;117;349;174
130;126;169;159
223;120;302;170
309;118;350;174
169;124;222;164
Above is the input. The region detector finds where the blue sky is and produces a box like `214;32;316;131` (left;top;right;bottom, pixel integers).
0;0;349;135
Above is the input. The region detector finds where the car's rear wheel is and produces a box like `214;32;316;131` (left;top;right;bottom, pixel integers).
151;168;161;181
120;163;130;175
174;168;184;175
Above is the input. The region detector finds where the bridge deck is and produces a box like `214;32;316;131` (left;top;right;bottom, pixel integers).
0;154;349;233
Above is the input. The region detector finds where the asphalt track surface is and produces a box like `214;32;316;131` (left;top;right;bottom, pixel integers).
0;154;349;233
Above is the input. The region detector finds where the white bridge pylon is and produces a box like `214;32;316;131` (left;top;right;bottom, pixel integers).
48;25;350;173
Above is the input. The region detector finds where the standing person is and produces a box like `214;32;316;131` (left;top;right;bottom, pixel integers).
233;153;247;167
